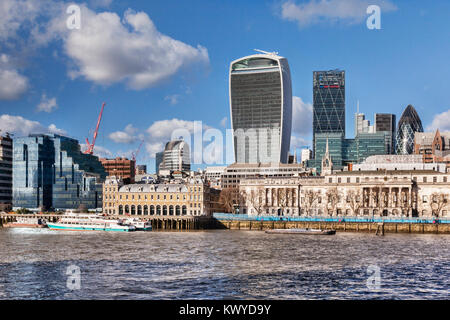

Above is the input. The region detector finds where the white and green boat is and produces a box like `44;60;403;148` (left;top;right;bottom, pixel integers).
46;214;136;232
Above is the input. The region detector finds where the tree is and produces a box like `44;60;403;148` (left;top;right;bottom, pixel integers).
347;190;363;216
246;187;266;215
302;190;320;216
326;187;340;216
429;193;448;218
219;188;237;213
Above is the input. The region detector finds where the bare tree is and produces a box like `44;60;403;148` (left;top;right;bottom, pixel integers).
219;188;237;213
302;190;320;216
347;189;363;216
247;187;266;215
326;187;340;216
429;193;449;218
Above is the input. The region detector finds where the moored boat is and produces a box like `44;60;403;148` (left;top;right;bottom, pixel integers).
4;217;47;228
46;214;136;232
265;228;336;235
124;218;152;231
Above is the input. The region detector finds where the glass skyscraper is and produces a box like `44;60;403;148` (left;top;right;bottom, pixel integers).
13;134;107;211
375;113;396;154
229;52;292;163
313;70;345;158
395;105;423;155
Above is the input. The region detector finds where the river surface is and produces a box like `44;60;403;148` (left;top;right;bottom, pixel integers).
0;228;448;299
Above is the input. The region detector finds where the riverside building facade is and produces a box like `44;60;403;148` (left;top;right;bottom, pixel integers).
102;176;220;216
229;52;292;163
239;170;450;218
13;134;106;211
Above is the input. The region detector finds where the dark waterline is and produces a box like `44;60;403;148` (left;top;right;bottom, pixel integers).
0;228;448;299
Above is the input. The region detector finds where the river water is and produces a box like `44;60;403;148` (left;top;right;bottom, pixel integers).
0;228;448;299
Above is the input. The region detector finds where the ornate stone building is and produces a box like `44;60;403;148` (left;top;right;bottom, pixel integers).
103;176;220;216
239;170;450;218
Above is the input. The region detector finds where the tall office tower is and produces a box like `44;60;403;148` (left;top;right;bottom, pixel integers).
355;113;374;135
375;113;396;154
313;70;345;158
158;140;190;173
0;133;13;211
229;51;292;163
13;134;106;211
155;151;164;174
395;105;423;155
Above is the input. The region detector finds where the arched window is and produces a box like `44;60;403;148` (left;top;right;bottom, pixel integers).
137;205;142;215
125;205;129;214
182;205;187;215
176;206;180;216
169;205;174;215
156;205;161;215
163;206;167;215
119;205;123;215
131;205;136;215
150;205;155;215
143;205;148;215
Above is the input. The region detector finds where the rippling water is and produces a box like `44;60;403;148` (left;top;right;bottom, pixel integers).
0;228;448;299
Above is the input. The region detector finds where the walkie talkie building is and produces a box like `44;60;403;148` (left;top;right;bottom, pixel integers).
229;52;292;163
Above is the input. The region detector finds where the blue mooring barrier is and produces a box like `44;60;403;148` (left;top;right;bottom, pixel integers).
212;213;450;224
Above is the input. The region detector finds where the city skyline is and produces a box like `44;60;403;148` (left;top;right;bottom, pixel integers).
1;0;450;173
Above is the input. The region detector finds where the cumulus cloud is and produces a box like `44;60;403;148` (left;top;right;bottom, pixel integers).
108;124;139;144
292;96;313;135
280;0;397;27
64;7;209;89
80;143;113;158
0;114;65;136
36;94;58;112
0;0;43;41
0;54;28;100
426;109;450;132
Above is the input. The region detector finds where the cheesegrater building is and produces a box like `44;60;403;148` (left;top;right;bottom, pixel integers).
229;51;292;164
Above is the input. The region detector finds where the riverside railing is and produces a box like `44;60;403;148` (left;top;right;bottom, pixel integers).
212;213;450;224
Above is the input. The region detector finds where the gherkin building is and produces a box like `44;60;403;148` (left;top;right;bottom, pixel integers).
395;105;423;155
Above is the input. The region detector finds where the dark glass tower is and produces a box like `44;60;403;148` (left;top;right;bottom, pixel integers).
395;105;423;155
375;113;396;154
313;70;345;158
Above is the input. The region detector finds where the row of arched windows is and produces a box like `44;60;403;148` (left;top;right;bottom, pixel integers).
118;204;187;216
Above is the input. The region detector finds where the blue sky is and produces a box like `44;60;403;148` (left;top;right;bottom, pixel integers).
1;0;450;172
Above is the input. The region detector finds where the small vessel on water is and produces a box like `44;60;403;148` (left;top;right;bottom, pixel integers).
3;217;47;228
124;218;152;231
265;228;336;235
46;214;136;232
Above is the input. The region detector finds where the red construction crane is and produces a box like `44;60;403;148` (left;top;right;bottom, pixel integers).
84;102;106;155
131;140;144;162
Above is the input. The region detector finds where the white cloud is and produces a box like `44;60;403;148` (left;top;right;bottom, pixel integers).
220;117;228;128
292;96;313;135
0;54;28;100
64;7;209;89
280;0;397;27
0;114;65;136
164;94;180;105
0;0;43;41
108;124;139;144
291;135;312;150
426;109;450;132
80;143;113;158
36;93;58;112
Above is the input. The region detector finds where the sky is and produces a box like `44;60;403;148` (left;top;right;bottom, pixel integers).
1;0;450;173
